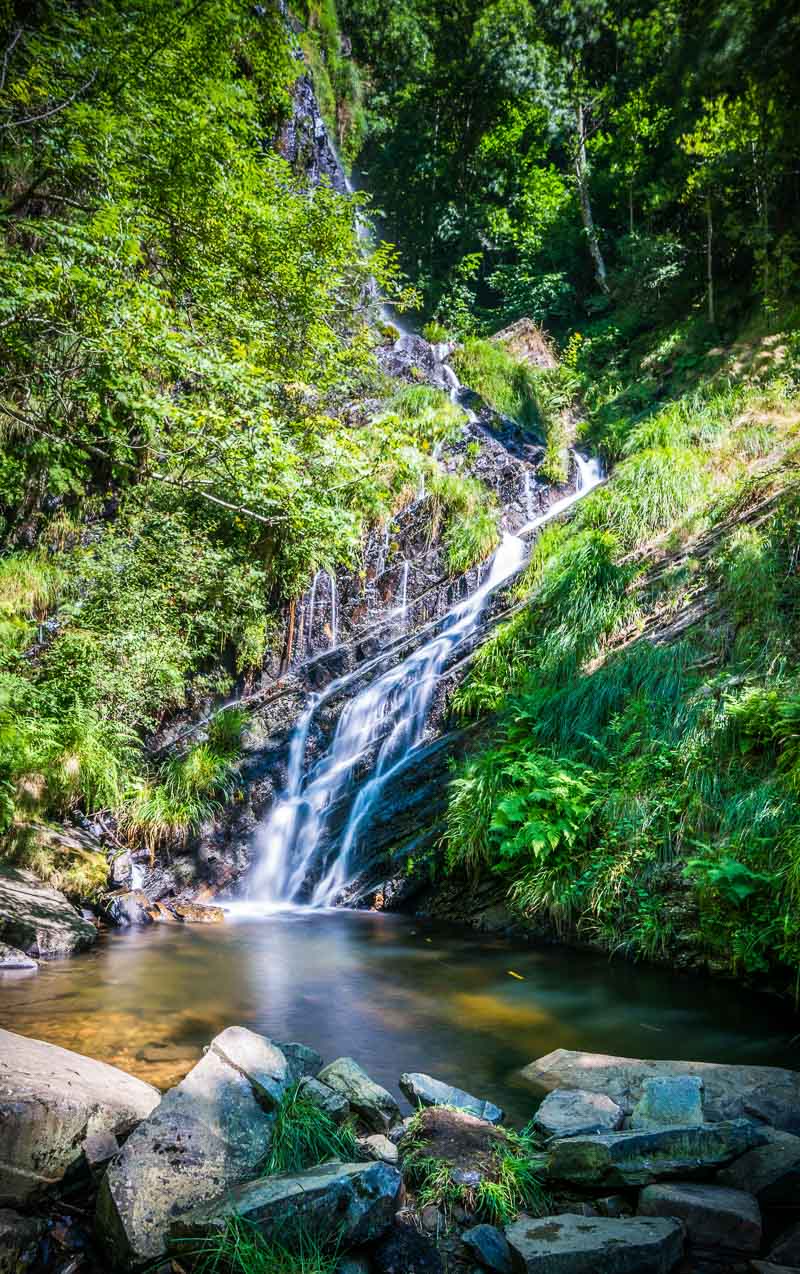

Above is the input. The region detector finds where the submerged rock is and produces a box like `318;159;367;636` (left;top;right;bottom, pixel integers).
505;1213;684;1273
0;1028;159;1205
171;1160;400;1249
96;1026;288;1267
631;1077;704;1130
318;1057;400;1131
172;902;225;923
0;942;37;971
533;1089;624;1140
546;1119;767;1187
521;1049;800;1133
638;1182;761;1256
0;866;96;959
399;1072;504;1125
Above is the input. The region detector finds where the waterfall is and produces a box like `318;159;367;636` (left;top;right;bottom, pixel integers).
518;452;604;535
250;533;527;906
327;571;338;648
523;469;535;521
397;559;409;624
306;571;320;649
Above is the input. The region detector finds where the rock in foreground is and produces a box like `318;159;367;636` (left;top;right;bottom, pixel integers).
96;1026;288;1267
533;1089;624;1140
0;941;37;970
0;866;96;959
0;1028;159;1205
318;1057;400;1131
400;1072;504;1124
171;1160;400;1249
505;1213;684;1273
638;1182;761;1256
522;1049;800;1133
547;1119;767;1187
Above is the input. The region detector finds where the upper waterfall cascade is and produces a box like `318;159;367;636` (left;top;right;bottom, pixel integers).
248;345;605;907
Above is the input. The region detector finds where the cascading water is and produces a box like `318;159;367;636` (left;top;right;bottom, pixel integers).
249;532;527;906
518;451;604;534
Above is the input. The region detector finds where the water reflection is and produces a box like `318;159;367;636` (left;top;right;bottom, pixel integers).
0;910;795;1124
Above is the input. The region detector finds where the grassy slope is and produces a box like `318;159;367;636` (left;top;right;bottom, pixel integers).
443;313;800;992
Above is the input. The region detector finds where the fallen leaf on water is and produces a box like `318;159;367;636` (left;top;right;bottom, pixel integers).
507;970;524;980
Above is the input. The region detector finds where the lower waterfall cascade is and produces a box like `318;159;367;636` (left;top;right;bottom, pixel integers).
247;399;605;908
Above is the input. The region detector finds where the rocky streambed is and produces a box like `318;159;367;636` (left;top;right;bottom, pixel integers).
1;1025;799;1274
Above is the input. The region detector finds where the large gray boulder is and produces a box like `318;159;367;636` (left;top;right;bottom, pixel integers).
96;1026;289;1267
638;1182;761;1256
399;1072;504;1125
171;1160;400;1249
0;867;96;959
505;1213;684;1273
533;1089;624;1140
717;1128;800;1204
0;1028;159;1205
521;1049;800;1133
318;1057;400;1131
298;1076;350;1123
546;1119;767;1187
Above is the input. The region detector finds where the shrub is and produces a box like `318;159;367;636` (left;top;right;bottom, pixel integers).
427;473;500;575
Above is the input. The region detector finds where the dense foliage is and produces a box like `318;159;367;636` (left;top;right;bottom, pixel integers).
340;0;799;337
0;0;442;873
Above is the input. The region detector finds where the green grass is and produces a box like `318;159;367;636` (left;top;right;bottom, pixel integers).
263;1082;360;1175
452;338;543;434
401;1110;548;1226
427;473;500;575
177;1215;341;1274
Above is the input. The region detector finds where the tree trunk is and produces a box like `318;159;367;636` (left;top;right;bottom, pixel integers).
629;182;634;236
574;100;609;293
706;194;715;325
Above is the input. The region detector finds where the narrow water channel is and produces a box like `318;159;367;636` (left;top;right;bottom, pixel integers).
2;910;794;1125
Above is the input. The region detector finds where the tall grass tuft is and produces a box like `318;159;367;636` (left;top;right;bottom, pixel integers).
264;1082;360;1175
176;1214;341;1274
427;473;500;575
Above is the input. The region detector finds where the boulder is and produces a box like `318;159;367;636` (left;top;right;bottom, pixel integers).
318;1057;400;1132
717;1129;800;1204
0;866;96;959
0;942;37;971
462;1223;513;1274
399;1072;504;1125
359;1134;399;1165
171;1160;400;1249
631;1077;704;1130
505;1213;684;1273
278;1041;323;1082
400;1107;509;1182
96;1026;289;1267
769;1223;800;1267
172;902;225;923
105;890;153;927
0;1208;44;1274
0;1028;159;1205
546;1119;767;1187
638;1182;761;1255
372;1224;443;1274
336;1259;371;1274
521;1049;800;1134
533;1090;624;1140
298;1076;350;1123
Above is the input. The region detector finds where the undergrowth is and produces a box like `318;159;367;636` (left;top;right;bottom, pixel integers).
263;1082;360;1175
177;1214;341;1274
441;314;800;989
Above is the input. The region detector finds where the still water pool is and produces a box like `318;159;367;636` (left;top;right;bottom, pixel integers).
1;909;795;1124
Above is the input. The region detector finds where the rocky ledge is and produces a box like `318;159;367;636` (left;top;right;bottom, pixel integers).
1;1031;799;1274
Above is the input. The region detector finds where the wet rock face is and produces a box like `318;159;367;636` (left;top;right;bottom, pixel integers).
399;1072;504;1125
276;73;347;193
0;866;97;960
